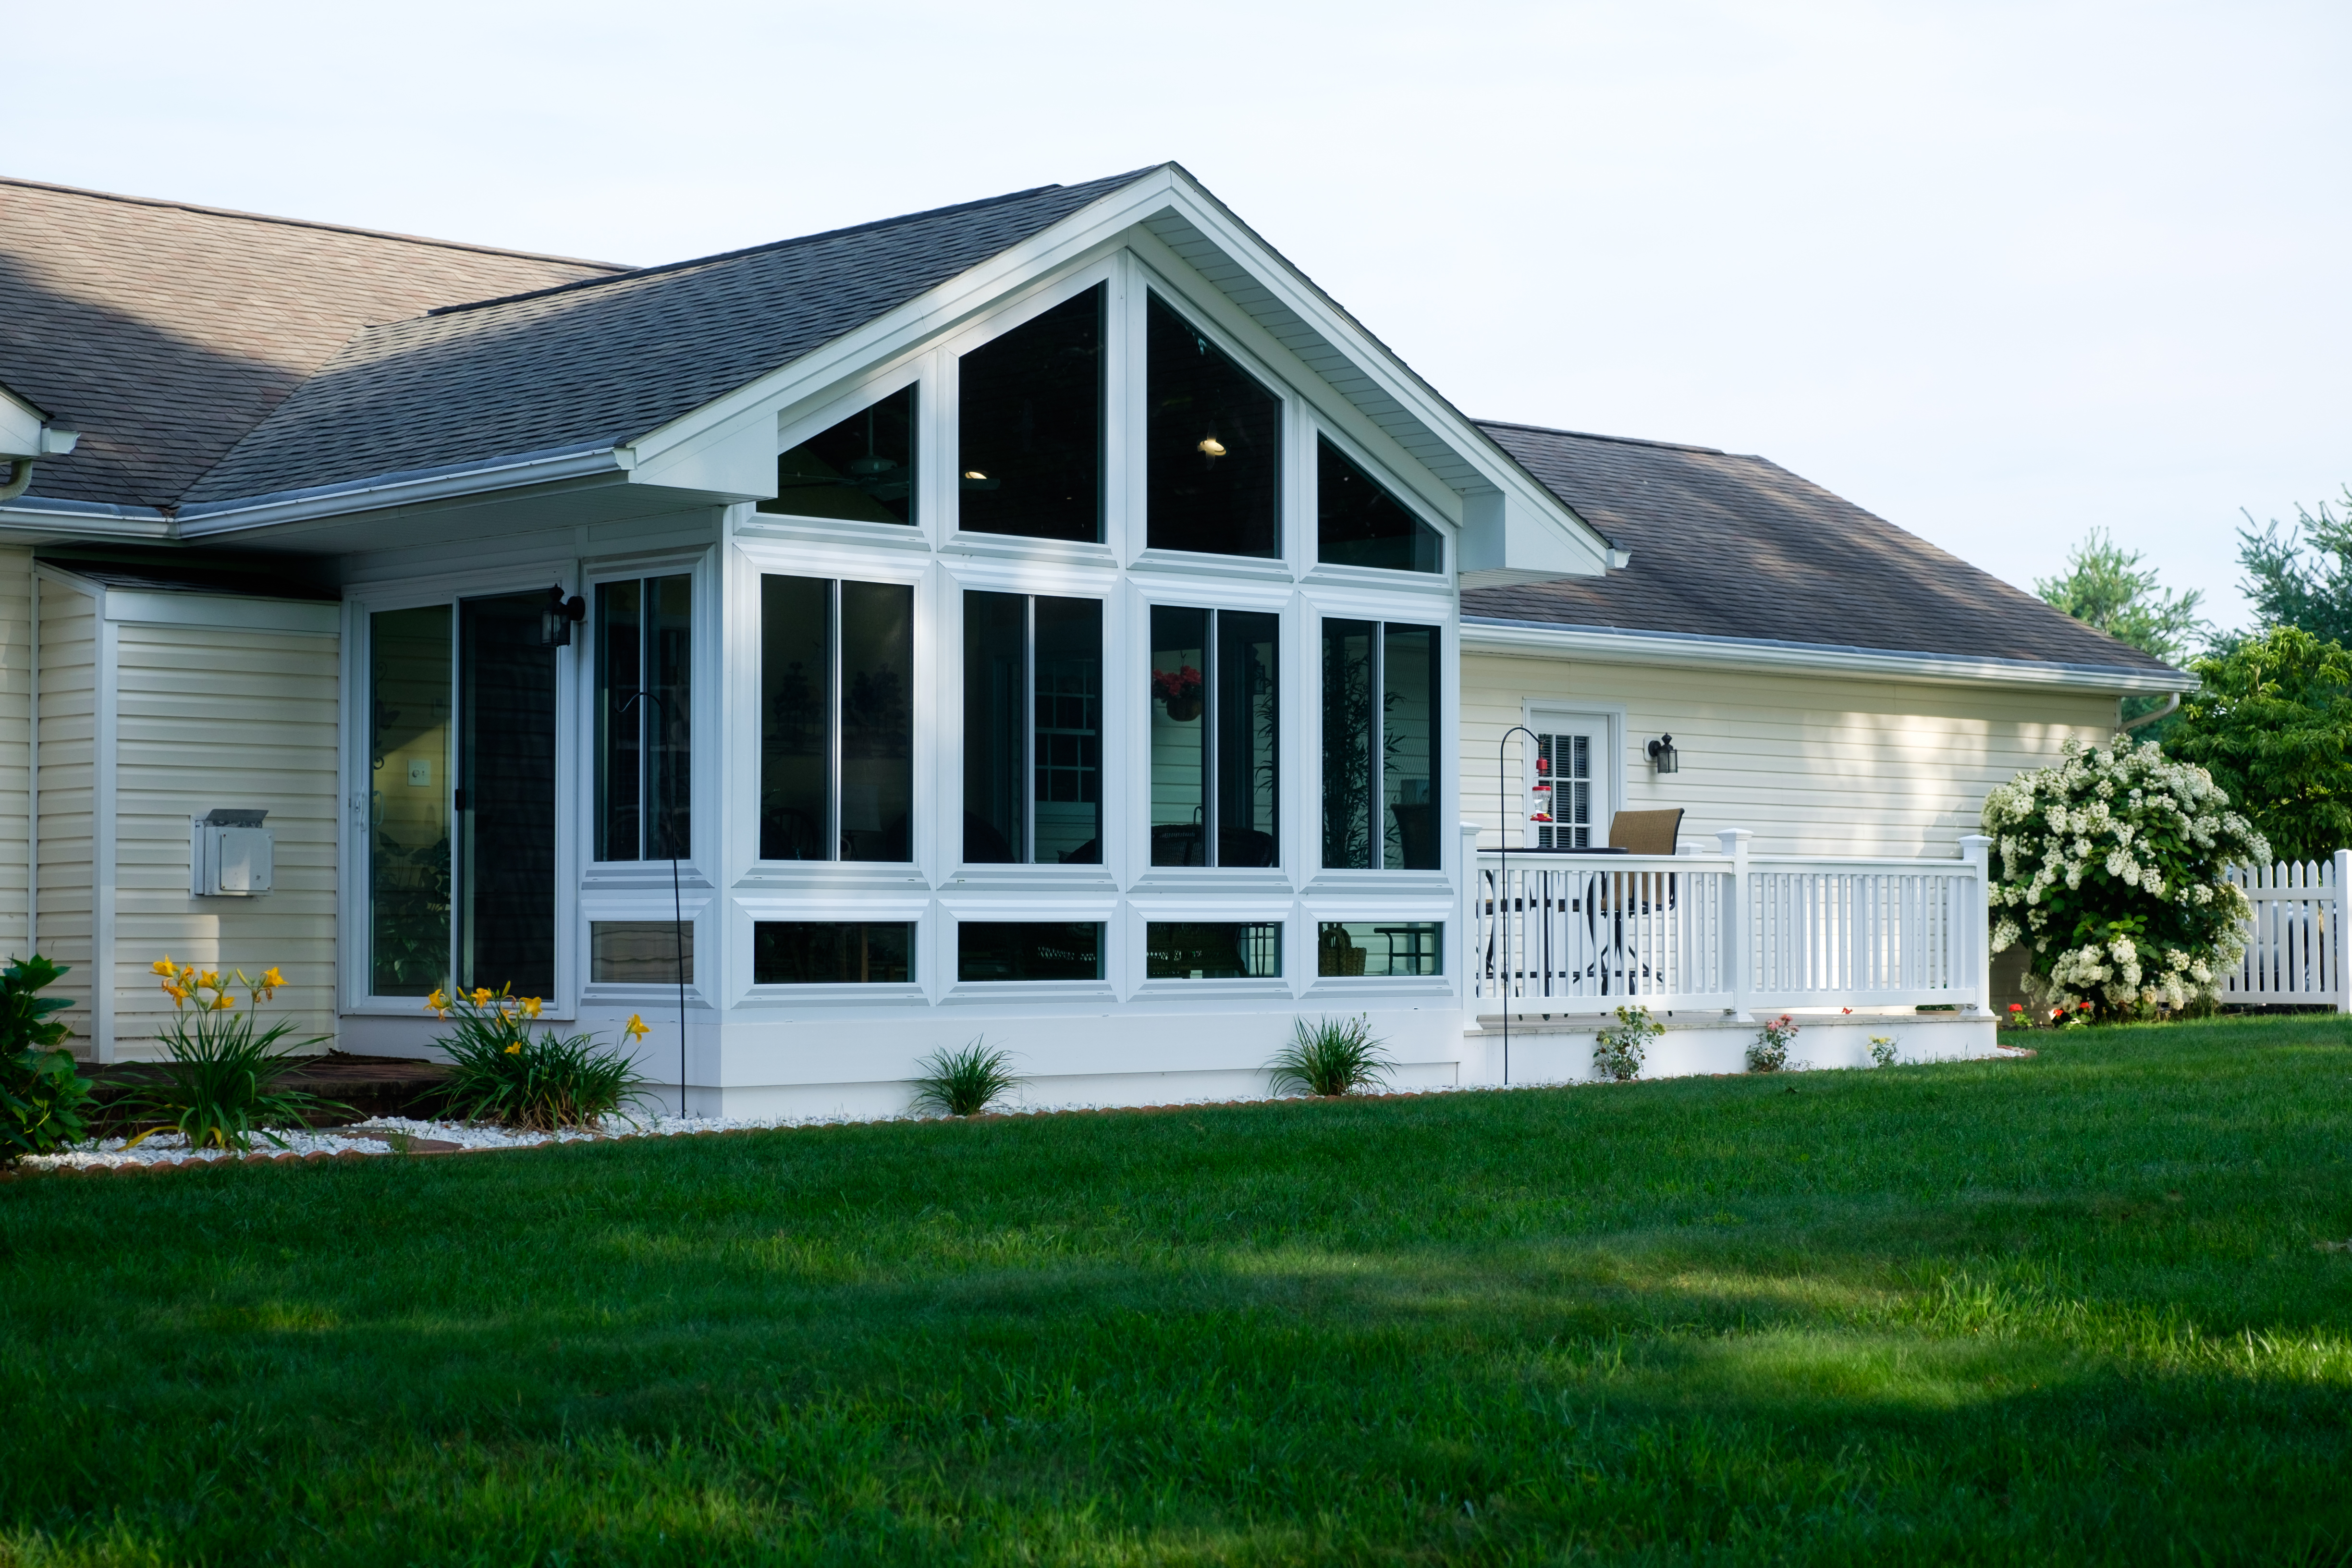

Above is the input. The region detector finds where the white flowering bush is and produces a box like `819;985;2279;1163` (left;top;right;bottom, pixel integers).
1982;738;2269;1016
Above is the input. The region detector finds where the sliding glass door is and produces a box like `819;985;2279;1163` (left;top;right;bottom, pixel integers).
367;590;559;1000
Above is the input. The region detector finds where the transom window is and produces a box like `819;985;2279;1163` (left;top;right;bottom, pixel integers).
957;283;1104;542
758;384;916;525
1149;604;1278;867
1321;619;1441;870
1318;437;1441;573
760;575;914;862
1146;294;1282;558
964;591;1102;864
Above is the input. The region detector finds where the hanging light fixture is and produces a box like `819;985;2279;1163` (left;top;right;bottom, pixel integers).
540;584;586;647
1646;734;1679;774
1197;433;1226;465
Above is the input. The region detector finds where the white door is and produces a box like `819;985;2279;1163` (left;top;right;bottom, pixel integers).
1527;715;1611;848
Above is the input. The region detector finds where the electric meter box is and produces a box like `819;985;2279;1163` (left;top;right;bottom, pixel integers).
191;808;272;897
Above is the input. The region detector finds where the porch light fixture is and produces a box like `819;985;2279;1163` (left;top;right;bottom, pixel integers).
1196;433;1226;462
539;585;586;647
1646;734;1679;774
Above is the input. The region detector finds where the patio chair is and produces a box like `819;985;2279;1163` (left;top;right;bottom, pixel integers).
1606;808;1684;855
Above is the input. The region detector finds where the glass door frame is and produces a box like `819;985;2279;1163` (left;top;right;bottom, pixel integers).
340;566;585;1020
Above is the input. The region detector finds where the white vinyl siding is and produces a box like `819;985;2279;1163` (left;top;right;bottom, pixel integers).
0;551;30;962
1463;650;2119;859
108;620;341;1058
34;576;98;1046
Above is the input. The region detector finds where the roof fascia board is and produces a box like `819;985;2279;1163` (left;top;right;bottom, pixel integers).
173;442;630;539
1461;616;2195;694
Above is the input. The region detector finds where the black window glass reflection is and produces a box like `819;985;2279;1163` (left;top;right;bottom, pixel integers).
1150;605;1278;868
1317;921;1442;977
1147;294;1282;557
459;592;558;998
1321;618;1440;870
958;922;1102;982
963;591;1101;865
1318;438;1441;573
754;922;913;984
759;576;913;862
1321;618;1375;870
758;384;916;525
957;284;1104;542
1145;922;1282;980
594;576;692;863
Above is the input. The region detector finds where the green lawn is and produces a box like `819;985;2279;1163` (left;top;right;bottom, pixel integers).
3;1017;2350;1566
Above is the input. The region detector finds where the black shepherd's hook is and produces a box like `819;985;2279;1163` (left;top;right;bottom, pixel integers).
620;687;688;1115
1496;724;1538;1088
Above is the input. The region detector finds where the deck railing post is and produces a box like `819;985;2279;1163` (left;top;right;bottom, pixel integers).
2333;849;2352;1014
1959;833;1994;1013
1717;828;1752;1021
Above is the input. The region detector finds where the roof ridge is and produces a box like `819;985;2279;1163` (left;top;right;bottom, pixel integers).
423;166;1166;321
0;174;633;273
1474;417;1730;457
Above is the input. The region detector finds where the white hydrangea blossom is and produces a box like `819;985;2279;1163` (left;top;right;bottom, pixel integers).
1981;738;2269;1013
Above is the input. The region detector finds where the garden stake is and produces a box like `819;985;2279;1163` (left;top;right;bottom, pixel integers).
1497;724;1538;1088
621;688;689;1115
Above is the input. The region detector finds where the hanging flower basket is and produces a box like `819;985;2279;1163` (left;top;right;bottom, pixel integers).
1153;665;1204;722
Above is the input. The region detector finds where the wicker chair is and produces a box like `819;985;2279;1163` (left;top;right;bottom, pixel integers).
1606;808;1684;856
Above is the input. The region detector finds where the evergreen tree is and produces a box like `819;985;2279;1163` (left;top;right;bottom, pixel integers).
2236;487;2352;647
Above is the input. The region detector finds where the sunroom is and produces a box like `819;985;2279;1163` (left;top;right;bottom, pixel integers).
317;170;1616;1114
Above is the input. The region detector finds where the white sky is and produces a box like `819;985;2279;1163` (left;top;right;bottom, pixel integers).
7;0;2346;630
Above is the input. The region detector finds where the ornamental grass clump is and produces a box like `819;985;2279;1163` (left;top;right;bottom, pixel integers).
121;960;343;1151
1592;1004;1661;1082
1267;1015;1393;1098
1982;737;2269;1016
0;956;87;1164
909;1040;1022;1117
430;985;652;1131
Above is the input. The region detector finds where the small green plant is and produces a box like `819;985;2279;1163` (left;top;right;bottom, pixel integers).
910;1040;1021;1116
1267;1015;1393;1098
1868;1035;1899;1067
430;985;653;1130
1592;1004;1661;1082
0;955;86;1163
121;959;343;1151
1749;1014;1799;1073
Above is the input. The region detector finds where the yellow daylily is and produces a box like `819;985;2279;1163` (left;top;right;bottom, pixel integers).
209;992;235;1011
424;988;449;1014
469;987;494;1008
199;970;222;990
151;956;178;977
520;997;542;1020
623;1013;651;1041
162;982;187;1005
503;1042;522;1055
259;967;286;990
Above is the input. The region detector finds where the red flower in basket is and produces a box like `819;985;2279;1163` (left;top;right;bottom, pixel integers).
1152;664;1205;719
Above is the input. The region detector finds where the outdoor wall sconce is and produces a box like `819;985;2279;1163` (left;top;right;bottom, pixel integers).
1646;734;1679;774
540;584;587;647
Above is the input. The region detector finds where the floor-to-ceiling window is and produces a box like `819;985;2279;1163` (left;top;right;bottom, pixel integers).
1149;605;1278;866
759;575;914;861
963;591;1101;864
368;590;560;999
1321;618;1441;871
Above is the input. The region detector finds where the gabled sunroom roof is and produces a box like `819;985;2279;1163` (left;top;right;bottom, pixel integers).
183;171;1157;506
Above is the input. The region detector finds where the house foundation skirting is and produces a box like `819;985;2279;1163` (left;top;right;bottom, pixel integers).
1459;1009;1999;1086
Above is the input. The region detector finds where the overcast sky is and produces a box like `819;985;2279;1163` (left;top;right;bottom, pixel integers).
8;0;2346;631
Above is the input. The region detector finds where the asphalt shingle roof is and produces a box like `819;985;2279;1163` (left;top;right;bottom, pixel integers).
1468;421;2179;676
184;170;1158;506
0;177;623;511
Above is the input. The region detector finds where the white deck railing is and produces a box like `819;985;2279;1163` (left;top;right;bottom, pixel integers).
1466;829;1991;1017
2224;851;2352;1009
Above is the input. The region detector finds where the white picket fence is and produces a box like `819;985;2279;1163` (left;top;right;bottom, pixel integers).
1467;829;1991;1017
2223;851;2352;1009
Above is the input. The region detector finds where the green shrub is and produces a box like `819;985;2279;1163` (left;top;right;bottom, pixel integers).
121;960;342;1151
909;1040;1021;1117
1749;1014;1799;1073
1266;1015;1393;1097
1983;738;2269;1015
1592;1004;1660;1082
0;955;86;1163
431;985;652;1130
1868;1035;1899;1067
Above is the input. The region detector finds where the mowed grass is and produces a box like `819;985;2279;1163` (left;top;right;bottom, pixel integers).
3;1017;2350;1566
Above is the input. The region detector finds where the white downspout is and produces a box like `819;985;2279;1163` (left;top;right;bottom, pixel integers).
2119;691;2181;735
